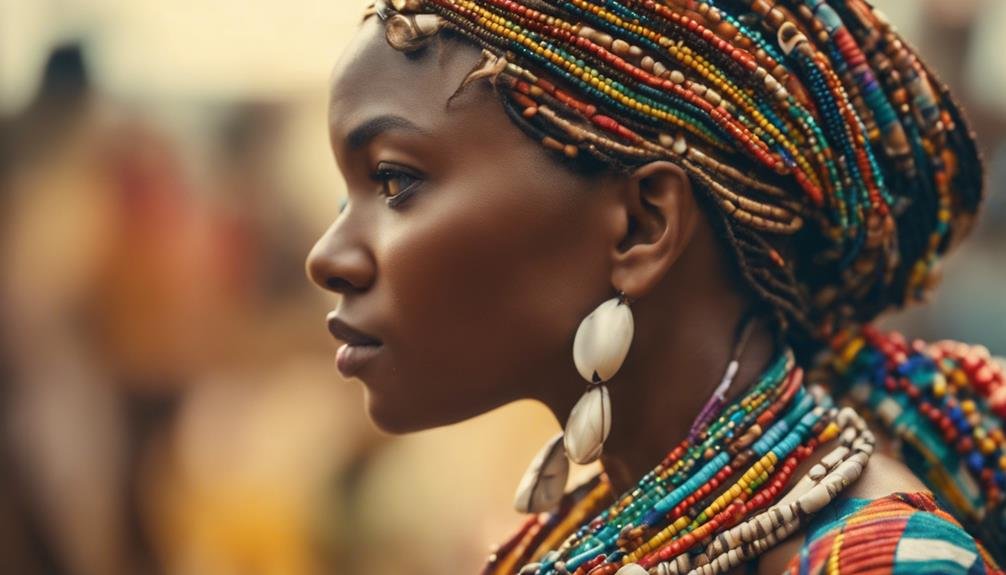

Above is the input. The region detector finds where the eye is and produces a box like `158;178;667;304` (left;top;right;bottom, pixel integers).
373;162;423;208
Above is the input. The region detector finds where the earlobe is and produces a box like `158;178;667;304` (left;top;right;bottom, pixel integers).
610;161;699;299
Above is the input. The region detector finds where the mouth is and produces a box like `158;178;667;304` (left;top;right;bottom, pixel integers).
327;311;383;378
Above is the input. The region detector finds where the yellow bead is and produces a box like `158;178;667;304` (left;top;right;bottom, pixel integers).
952;369;967;386
820;422;840;443
841;337;865;365
980;438;996;455
933;373;947;397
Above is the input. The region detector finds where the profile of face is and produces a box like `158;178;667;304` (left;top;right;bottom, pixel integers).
307;16;727;434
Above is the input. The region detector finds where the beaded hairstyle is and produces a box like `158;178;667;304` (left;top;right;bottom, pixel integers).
363;0;984;356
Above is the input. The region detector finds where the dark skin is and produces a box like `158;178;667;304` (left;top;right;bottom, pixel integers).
307;17;927;574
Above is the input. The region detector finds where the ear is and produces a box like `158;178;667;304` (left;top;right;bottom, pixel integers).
610;161;701;300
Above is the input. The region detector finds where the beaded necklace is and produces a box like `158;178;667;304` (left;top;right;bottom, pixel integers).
482;326;1006;573
483;345;875;575
823;325;1006;563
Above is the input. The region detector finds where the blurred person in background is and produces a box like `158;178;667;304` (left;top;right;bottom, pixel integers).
1;43;356;575
0;44;139;575
307;1;1006;574
0;41;244;575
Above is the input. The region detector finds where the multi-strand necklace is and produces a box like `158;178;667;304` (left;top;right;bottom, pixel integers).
483;345;875;575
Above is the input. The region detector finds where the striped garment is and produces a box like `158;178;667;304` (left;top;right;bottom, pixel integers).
785;491;1004;574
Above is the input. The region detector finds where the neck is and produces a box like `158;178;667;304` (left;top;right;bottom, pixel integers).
539;290;780;496
603;301;778;494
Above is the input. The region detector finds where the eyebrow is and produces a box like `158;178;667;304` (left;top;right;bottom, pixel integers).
345;114;429;150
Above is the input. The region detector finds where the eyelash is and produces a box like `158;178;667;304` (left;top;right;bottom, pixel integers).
373;162;423;208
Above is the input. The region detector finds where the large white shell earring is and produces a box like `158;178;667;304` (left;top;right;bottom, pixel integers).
566;291;633;464
513;291;634;513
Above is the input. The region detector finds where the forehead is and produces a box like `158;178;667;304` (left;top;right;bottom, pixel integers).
328;16;490;135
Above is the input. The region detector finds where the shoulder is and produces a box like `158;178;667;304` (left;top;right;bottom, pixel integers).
776;490;1002;574
757;450;1002;575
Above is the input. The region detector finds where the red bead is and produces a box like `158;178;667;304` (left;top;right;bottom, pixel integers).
958;436;974;453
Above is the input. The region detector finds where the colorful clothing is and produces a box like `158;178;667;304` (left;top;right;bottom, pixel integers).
786;491;1003;574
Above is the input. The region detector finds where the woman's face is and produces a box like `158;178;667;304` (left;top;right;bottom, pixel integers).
307;18;624;433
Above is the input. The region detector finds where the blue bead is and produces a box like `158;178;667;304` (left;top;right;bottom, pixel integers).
814;4;845;33
642;509;663;526
566;542;605;571
967;452;985;474
949;405;964;421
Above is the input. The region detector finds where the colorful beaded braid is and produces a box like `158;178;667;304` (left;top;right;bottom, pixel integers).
367;0;984;350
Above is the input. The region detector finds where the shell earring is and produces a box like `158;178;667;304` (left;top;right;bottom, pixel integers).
513;431;568;513
566;291;634;464
513;291;634;513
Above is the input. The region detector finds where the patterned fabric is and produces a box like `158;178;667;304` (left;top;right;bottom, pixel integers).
784;491;1004;574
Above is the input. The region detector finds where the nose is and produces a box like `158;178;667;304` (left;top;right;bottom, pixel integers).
306;205;376;295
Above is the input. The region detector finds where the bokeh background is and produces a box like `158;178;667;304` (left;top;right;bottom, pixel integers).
1;1;1004;574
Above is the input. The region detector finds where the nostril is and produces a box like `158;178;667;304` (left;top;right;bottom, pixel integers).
325;276;357;293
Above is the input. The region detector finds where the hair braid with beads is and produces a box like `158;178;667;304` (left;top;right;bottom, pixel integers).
364;0;984;358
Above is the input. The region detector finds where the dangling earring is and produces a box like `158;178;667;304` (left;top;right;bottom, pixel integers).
566;290;634;464
513;291;634;513
513;431;568;513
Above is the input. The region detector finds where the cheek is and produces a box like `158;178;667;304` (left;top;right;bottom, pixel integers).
375;170;610;419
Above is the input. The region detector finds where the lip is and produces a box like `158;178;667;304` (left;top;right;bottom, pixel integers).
327;311;383;378
335;342;383;378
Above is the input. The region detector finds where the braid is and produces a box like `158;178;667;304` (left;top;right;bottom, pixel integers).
366;0;984;354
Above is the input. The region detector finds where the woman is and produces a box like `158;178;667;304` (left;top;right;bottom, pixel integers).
307;0;1005;573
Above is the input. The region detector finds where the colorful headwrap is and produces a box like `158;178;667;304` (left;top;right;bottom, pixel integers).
364;0;985;354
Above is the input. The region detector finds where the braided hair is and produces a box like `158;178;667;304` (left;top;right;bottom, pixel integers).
365;0;984;361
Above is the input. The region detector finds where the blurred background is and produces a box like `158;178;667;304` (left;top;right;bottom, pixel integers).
1;1;1005;574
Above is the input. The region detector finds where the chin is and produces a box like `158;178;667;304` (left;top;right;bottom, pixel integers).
362;387;439;434
362;385;483;435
